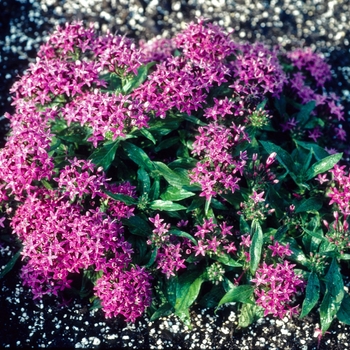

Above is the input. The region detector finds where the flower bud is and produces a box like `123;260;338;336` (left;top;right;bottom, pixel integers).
266;152;277;166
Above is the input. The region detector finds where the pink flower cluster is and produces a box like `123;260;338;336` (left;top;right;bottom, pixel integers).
192;218;237;258
282;48;346;145
328;165;350;215
229;42;287;99
62;91;148;147
7;157;151;319
252;258;304;318
0;101;56;202
94;264;152;322
148;214;187;279
190;122;249;200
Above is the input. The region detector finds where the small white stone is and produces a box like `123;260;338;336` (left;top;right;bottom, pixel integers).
88;337;101;346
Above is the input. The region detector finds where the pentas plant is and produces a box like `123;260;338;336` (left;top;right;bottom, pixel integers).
1;19;350;338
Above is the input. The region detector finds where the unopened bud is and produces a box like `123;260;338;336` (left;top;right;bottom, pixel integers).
266;152;277;166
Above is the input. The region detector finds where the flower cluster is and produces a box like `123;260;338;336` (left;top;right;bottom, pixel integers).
148;214;187;279
192;218;236;258
328;164;350;215
252;259;304;318
94;264;152;322
190;123;249;200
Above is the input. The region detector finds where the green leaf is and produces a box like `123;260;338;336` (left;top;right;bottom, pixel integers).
122;62;155;94
166;276;178;307
100;72;122;93
337;293;350;325
204;196;211;216
260;140;295;175
211;198;228;210
181;114;207;126
320;258;345;334
0;249;22;279
154;161;187;188
160;186;195;201
148;118;180;136
150;302;174;321
303;228;327;242
145;248;158;268
274;225;289;241
169;229;197;245
274;95;286;117
296;100;316;126
89;141;119;170
41;179;53;190
212;253;242;268
122;141;155;172
294;140;330;161
249;220;264;275
149;179;160;201
282;237;311;268
154;136;180;152
199;284;224;308
175;271;205;314
104;190;138;205
340;254;350;261
137;167;151;195
218;285;255;307
239;216;250;235
149;200;186;211
295;197;323;213
139;128;156;144
238;302;263;328
122;215;152;237
300;271;320;318
305;153;343;181
168;157;197;170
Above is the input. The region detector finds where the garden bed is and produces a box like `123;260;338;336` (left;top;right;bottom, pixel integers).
1;1;350;349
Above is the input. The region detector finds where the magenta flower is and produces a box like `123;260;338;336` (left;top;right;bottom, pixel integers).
251;260;304;318
250;191;265;204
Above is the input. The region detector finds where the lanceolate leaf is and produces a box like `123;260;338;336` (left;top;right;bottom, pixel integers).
148;200;186;211
175;271;206;319
294;140;330;161
300;271;320;318
150;302;174;322
122;141;155;172
154;161;187;188
249;220;264;275
122;215;152;237
320;258;344;333
137;167;151;195
218;285;255;307
305;153;343;181
169;229;197;245
296;100;316;126
337;293;350;325
212;253;242;267
0;249;22;279
295;197;323;213
89;140;119;170
104;191;138;205
160;186;195;201
238;302;263;328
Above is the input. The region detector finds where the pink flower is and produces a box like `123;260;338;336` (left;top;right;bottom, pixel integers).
250;191;265;204
315;173;328;185
0;216;5;228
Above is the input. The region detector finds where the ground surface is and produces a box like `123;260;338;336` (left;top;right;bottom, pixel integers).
1;0;350;349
